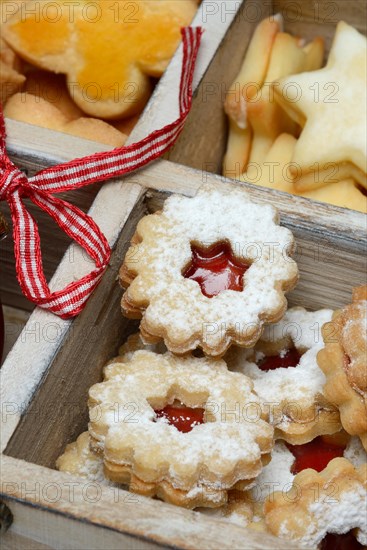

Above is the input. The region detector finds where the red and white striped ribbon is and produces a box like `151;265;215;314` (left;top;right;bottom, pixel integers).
0;27;203;318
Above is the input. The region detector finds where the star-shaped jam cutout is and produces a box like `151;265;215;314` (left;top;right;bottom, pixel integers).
183;242;250;298
3;1;197;118
287;435;346;475
257;348;301;371
320;532;363;550
154;404;205;433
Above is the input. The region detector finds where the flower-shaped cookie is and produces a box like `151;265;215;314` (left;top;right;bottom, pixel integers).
201;434;366;530
88;350;274;508
318;286;367;451
3;0;197;118
56;431;114;486
264;458;367;547
226;307;341;443
120;184;298;356
114;332;166;363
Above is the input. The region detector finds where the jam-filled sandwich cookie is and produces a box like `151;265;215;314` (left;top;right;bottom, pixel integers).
113;332;166;363
264;457;367;548
56;431;115;487
318;286;367;451
119;184;298;356
201;433;366;531
88;350;274;508
226;307;341;444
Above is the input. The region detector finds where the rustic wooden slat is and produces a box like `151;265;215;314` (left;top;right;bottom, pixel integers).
1;456;302;550
0;181;143;454
1;532;53;550
4;196;145;466
1;306;30;365
128;159;367;239
274;0;367;41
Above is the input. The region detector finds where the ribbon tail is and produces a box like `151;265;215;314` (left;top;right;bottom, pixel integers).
27;190;111;317
30;190;110;268
7;190;50;302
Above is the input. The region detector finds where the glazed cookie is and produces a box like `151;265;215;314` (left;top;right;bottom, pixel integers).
3;0;197;118
119;184;298;356
88;350;274;508
226;307;341;444
318;286;367;451
264;458;367;547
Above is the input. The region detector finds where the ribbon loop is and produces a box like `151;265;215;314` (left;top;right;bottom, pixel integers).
0;27;203;318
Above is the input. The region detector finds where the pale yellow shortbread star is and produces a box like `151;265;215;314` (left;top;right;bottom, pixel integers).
274;21;367;191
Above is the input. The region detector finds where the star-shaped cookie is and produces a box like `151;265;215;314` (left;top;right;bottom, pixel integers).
274;21;367;191
2;0;197;118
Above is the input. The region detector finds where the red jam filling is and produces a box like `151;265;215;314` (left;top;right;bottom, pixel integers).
320;531;363;550
257;348;301;371
287;436;346;474
183;242;249;298
154;405;205;433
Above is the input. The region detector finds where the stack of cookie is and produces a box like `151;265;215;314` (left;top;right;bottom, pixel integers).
57;184;366;548
223;15;367;213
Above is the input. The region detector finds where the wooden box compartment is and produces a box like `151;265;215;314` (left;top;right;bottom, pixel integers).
165;0;367;200
1;163;366;549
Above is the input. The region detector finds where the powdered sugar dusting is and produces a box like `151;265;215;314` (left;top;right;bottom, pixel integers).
56;432;116;487
343;301;367;348
306;486;367;546
227;307;333;406
261;307;333;351
124;184;298;352
89;350;273;490
344;437;367;467
250;442;295;501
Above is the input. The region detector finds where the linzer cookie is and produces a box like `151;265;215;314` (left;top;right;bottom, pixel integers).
245;434;358;532
114;332;166;363
226;307;341;443
119;184;298;356
88;350;274;508
264;458;367;547
2;0;197;118
56;431;115;486
200;433;366;532
318;286;367;451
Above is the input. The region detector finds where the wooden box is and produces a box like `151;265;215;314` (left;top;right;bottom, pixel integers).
1;1;366;548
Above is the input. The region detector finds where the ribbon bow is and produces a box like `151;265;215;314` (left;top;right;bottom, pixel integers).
0;27;203;318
